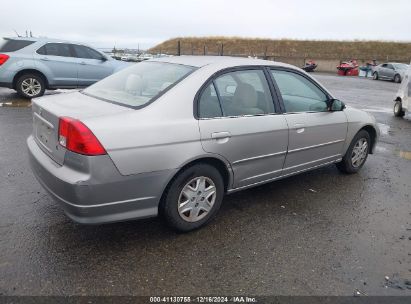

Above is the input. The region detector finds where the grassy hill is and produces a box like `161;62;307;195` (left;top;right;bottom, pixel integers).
149;37;411;62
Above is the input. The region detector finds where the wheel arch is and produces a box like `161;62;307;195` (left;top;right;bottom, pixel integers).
159;156;233;210
12;69;49;90
360;125;377;154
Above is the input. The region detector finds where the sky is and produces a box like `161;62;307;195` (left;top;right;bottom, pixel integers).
1;0;410;50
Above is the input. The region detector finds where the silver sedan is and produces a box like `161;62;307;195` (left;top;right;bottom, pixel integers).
28;56;379;231
373;62;409;83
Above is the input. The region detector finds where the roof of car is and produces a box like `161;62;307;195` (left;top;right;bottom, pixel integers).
150;55;296;69
4;36;89;45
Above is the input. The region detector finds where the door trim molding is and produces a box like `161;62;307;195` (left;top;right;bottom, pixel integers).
287;139;345;154
233;150;287;164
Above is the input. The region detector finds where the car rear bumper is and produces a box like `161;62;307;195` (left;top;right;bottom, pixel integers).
27;135;176;224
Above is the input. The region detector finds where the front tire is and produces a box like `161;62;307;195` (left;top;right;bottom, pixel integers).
336;130;371;174
16;74;46;99
160;164;224;232
394;74;401;83
394;100;405;117
373;72;379;80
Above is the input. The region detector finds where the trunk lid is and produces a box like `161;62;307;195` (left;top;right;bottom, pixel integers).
31;91;132;165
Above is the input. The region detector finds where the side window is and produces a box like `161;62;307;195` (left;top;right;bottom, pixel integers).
36;45;46;55
198;83;222;118
381;64;387;68
271;70;328;113
39;43;72;57
386;64;394;70
214;74;237;98
214;69;274;116
72;45;103;60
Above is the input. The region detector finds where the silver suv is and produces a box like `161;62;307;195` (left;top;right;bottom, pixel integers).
0;37;129;98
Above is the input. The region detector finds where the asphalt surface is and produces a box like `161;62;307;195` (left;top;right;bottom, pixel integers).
0;75;410;296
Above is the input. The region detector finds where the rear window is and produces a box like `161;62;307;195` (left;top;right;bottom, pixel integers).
0;38;35;52
82;62;195;108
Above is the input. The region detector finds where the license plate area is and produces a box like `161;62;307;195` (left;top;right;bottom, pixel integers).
34;113;54;153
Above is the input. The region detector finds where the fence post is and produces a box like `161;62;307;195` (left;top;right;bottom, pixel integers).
177;40;181;56
221;43;224;56
203;45;206;56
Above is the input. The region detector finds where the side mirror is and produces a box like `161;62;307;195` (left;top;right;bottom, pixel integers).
328;99;346;111
100;56;108;62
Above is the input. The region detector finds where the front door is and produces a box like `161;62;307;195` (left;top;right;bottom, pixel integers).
385;64;396;80
270;69;348;175
198;68;289;189
71;44;113;86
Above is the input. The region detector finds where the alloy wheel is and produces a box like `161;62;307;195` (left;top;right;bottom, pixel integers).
21;78;42;97
351;138;368;168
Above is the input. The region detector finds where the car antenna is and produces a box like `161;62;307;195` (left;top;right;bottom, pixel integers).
13;29;21;37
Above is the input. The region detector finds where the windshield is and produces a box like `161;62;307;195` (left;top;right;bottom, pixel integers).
83;61;195;108
393;63;409;70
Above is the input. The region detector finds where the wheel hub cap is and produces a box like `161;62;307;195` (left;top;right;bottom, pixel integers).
178;176;216;222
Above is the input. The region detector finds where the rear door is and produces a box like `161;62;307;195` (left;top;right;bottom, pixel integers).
72;44;113;86
34;43;79;87
198;68;289;189
270;69;347;174
385;64;396;80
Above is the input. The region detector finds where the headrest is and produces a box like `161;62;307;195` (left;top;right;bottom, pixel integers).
233;83;258;107
125;74;144;94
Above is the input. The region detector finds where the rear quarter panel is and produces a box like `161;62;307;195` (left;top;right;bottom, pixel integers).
83;66;220;176
0;53;37;84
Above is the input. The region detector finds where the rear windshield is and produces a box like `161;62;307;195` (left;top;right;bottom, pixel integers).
83;61;195;108
393;63;409;70
0;38;35;52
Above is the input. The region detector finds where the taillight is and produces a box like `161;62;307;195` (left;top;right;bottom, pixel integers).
58;117;106;156
0;54;9;65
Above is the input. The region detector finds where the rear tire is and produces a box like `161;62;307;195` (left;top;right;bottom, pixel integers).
160;164;224;232
394;100;405;117
394;74;401;83
16;73;45;99
336;130;371;174
373;72;379;80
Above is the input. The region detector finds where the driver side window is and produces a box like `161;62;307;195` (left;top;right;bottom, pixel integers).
271;70;328;113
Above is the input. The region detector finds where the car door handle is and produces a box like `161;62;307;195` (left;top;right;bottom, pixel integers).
294;123;305;134
80;61;87;65
211;131;231;140
41;57;49;61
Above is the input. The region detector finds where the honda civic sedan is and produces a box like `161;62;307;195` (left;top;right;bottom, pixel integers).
28;56;379;231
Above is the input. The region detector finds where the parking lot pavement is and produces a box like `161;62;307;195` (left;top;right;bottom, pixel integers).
0;75;410;296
